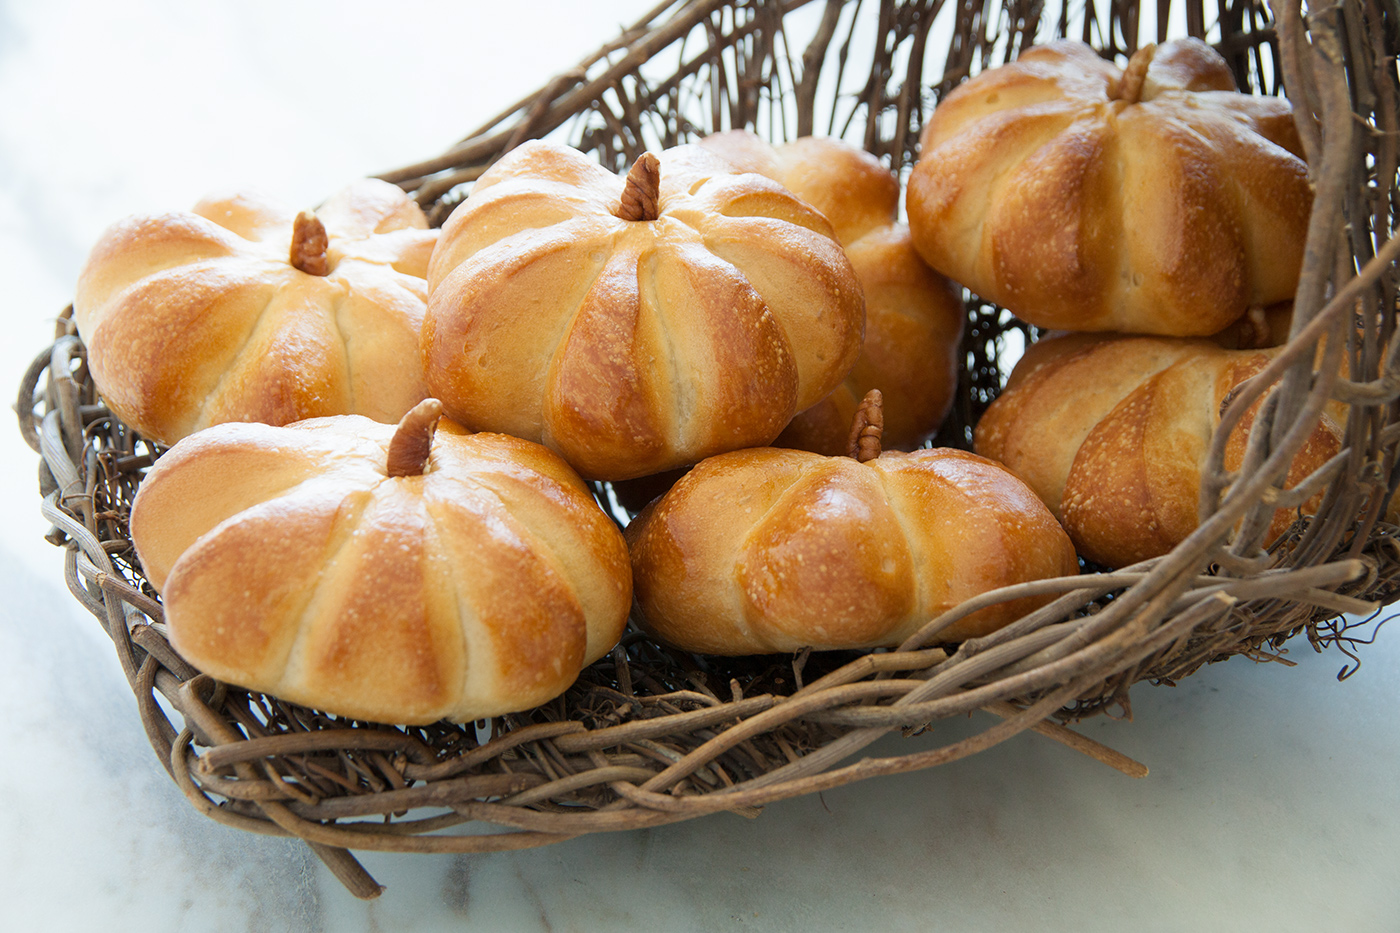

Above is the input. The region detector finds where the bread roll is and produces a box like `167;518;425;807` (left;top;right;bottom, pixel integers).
906;39;1310;336
74;179;438;444
974;333;1344;567
129;401;632;725
626;440;1078;655
423;141;865;481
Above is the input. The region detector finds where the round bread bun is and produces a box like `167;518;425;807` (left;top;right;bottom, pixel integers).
906;39;1310;336
130;401;632;725
423;140;866;481
74;179;438;444
974;332;1345;568
626;413;1078;655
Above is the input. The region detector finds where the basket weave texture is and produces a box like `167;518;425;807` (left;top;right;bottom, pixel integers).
16;0;1400;899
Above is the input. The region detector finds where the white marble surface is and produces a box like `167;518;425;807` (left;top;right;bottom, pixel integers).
1;2;1397;930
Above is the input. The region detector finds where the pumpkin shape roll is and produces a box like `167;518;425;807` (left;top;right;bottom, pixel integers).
699;130;965;454
974;333;1344;569
129;400;632;724
626;392;1078;655
423;140;866;481
74;179;439;444
906;39;1311;336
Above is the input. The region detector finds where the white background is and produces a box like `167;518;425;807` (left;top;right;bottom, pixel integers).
1;2;1396;930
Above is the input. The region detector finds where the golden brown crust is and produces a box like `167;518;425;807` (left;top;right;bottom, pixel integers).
130;413;632;724
1059;360;1215;566
73;179;439;444
700;131;964;454
975;333;1345;568
423;140;865;481
625;447;1077;654
906;38;1310;336
974;333;1203;518
877;450;1082;640
1216;354;1343;544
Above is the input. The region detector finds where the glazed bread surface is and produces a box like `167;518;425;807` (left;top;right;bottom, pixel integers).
700;131;964;454
626;446;1078;654
74;179;438;444
975;332;1344;567
423;141;866;480
129;412;632;725
906;39;1310;336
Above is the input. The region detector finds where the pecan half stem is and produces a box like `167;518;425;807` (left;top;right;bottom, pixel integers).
290;211;331;276
1114;44;1157;104
846;389;884;462
387;399;444;477
614;152;662;222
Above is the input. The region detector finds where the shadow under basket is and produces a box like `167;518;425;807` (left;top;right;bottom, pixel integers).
18;0;1400;899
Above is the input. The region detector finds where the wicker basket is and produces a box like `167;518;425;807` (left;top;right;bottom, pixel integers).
16;0;1400;900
